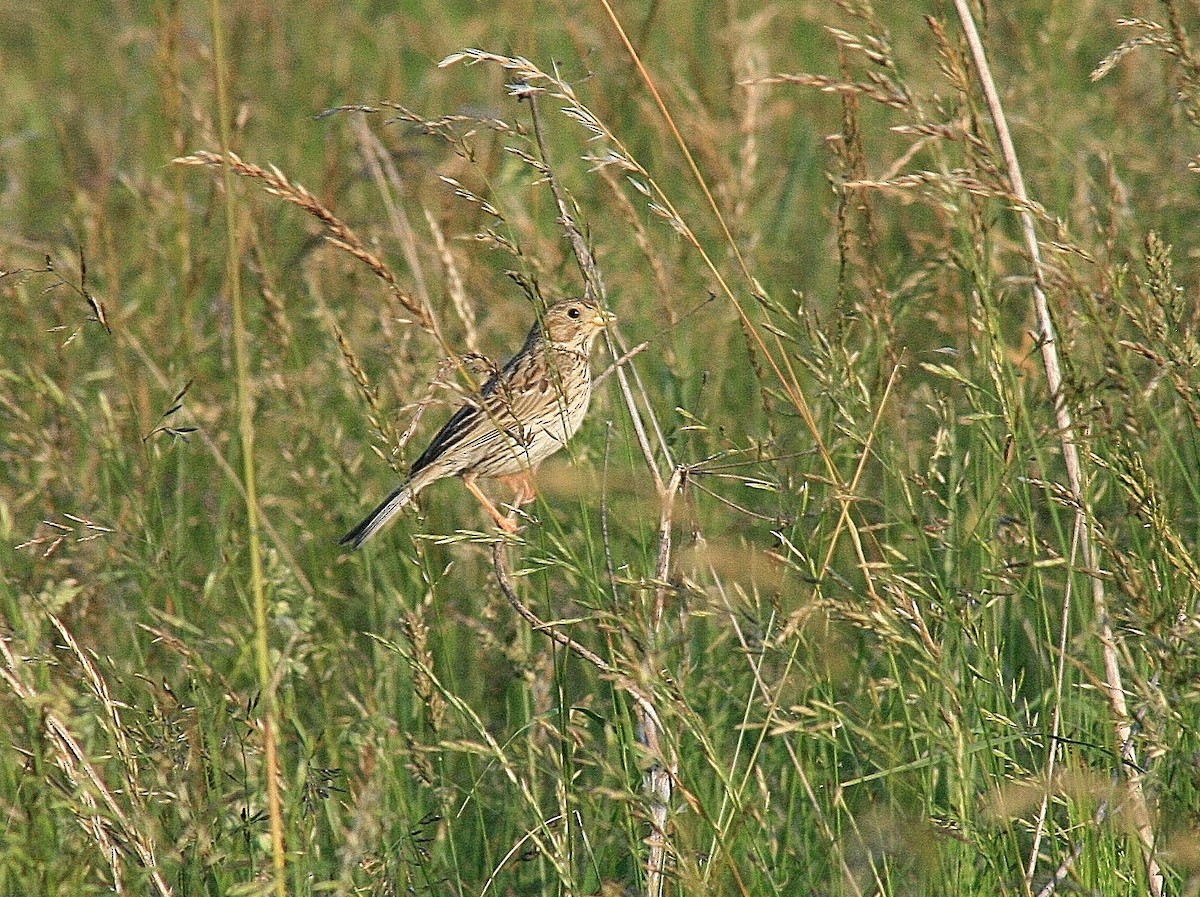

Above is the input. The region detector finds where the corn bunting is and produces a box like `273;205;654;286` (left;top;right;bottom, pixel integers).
341;298;614;547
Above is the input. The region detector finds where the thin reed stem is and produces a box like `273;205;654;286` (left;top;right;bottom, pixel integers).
207;2;287;893
950;3;1163;894
524;87;675;897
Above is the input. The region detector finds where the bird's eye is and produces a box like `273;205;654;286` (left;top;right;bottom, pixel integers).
568;307;581;319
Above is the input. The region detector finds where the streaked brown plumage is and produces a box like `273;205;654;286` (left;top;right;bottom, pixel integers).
341;298;613;547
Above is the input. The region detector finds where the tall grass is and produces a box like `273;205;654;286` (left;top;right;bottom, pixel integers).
3;2;1200;895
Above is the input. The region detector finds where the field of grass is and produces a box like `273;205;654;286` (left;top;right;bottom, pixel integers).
3;1;1200;895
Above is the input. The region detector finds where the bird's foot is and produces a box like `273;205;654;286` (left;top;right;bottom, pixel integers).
496;515;523;534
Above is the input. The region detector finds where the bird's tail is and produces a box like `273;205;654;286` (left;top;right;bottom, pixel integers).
339;481;414;549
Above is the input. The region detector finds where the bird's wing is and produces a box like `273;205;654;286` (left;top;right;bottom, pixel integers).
408;353;577;476
408;387;496;475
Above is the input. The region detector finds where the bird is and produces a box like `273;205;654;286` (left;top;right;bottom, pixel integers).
340;298;614;548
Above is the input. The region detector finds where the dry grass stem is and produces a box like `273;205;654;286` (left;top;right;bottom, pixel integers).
352;115;435;315
951;2;1163;892
423;206;479;353
489;541;660;724
173;149;434;332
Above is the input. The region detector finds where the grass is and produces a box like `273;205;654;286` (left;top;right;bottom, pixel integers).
3;1;1200;895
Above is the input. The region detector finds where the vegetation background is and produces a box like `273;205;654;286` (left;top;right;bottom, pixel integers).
2;1;1199;895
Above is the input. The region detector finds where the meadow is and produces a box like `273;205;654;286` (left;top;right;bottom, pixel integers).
2;1;1200;895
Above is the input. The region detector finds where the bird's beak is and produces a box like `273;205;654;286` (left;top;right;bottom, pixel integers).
592;308;616;327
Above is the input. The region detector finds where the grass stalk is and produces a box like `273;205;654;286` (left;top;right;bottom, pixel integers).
950;2;1164;893
525;86;677;896
207;1;287;893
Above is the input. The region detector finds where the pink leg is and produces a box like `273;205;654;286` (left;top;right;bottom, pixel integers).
498;471;537;528
463;474;521;534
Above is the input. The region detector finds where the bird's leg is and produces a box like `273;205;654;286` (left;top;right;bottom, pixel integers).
501;471;536;506
498;471;537;529
463;474;521;534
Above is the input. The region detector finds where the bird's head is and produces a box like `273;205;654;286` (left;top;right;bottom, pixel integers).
541;298;615;354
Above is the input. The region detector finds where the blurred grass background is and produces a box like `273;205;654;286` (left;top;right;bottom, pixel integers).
3;1;1200;895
